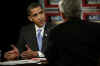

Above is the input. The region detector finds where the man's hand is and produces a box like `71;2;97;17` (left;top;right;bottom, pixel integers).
20;44;38;59
4;45;19;61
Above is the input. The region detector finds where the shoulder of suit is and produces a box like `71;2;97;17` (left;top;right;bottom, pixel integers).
50;20;82;32
44;22;54;30
20;23;35;32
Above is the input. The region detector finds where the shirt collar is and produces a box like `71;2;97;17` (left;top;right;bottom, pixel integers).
35;24;45;32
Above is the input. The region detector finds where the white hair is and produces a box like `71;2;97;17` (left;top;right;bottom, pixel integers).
59;0;81;18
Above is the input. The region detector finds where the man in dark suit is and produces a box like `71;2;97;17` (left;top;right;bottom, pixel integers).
45;0;100;66
4;3;53;60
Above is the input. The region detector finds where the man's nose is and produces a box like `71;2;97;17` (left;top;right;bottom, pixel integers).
37;14;41;19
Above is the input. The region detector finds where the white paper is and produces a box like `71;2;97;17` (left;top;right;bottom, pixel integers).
0;59;40;65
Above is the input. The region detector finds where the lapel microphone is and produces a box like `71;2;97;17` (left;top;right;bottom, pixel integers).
44;28;48;38
45;33;47;37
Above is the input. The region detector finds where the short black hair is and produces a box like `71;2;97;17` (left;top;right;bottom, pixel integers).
27;3;42;16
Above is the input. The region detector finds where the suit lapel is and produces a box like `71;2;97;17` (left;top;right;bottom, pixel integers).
30;24;39;51
41;24;49;53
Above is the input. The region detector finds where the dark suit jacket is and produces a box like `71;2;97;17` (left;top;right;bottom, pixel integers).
16;22;53;54
45;19;100;66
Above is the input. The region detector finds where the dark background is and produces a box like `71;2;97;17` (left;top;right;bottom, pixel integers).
0;0;39;57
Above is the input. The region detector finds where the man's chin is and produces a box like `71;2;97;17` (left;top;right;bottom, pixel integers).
39;25;44;27
38;24;44;27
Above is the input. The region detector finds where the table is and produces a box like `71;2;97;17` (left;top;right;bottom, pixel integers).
0;58;48;66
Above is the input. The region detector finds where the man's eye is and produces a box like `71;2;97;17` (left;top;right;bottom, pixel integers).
39;11;43;14
32;14;38;17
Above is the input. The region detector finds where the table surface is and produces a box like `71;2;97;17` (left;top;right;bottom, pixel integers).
0;58;48;66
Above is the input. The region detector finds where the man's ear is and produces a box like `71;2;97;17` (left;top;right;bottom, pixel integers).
60;12;64;19
28;16;32;22
60;12;68;22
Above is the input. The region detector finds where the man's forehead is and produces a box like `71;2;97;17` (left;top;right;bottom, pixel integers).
30;6;42;13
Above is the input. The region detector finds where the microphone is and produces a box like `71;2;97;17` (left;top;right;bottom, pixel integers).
45;33;47;37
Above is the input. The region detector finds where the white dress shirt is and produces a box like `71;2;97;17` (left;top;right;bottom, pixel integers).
35;24;45;38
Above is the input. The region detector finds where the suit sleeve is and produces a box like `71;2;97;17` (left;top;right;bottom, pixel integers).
16;27;26;54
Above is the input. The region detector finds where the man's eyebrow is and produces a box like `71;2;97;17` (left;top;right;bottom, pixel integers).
31;10;43;16
39;10;43;13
